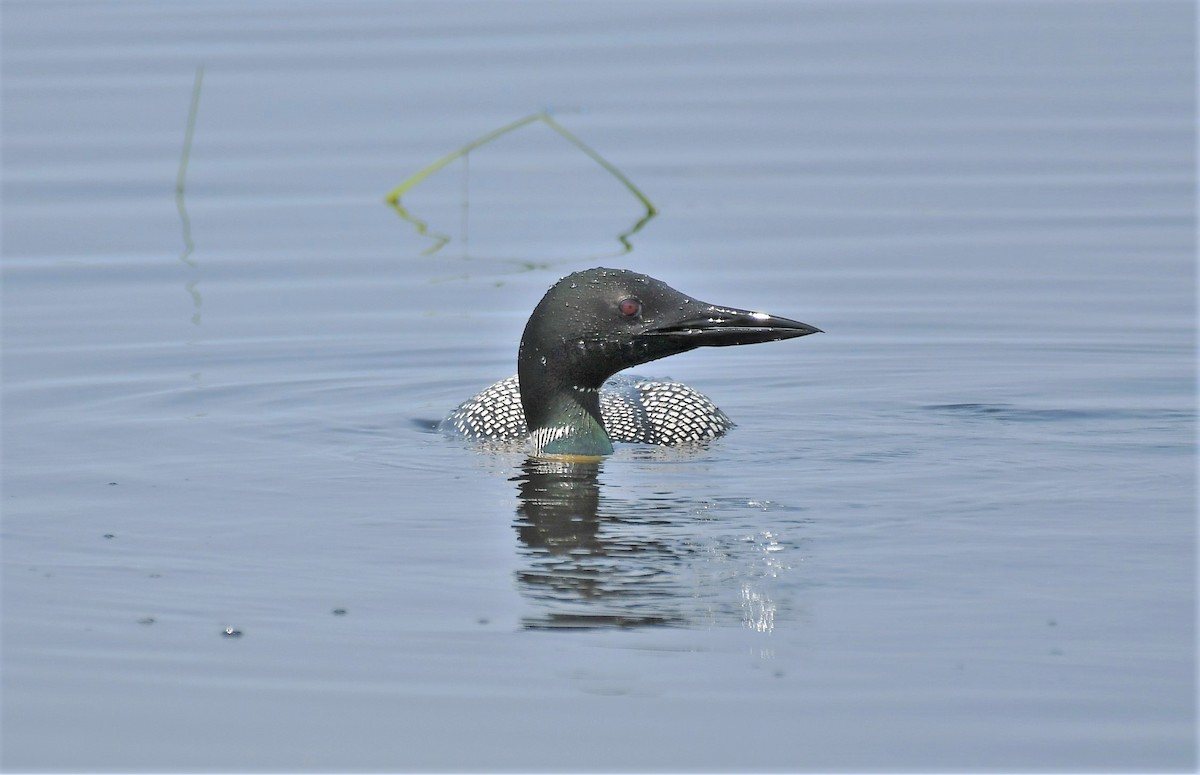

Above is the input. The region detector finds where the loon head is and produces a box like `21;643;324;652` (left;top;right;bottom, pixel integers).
517;267;821;457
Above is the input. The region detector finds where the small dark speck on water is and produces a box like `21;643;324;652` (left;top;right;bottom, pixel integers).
107;482;118;486
332;608;347;616
103;534;115;539
138;617;155;625
222;627;243;638
477;617;490;626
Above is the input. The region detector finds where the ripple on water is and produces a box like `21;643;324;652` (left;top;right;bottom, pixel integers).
922;402;1195;424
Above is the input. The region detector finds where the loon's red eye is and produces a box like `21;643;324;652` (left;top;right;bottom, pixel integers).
618;297;642;317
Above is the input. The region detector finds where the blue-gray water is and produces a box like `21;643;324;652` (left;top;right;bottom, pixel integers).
2;1;1195;771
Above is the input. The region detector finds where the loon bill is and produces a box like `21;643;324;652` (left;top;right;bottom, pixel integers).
441;267;821;456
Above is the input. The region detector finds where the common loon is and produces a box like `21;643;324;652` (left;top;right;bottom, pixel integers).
441;267;821;456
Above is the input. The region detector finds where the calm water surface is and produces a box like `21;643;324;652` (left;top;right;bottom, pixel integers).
3;1;1195;771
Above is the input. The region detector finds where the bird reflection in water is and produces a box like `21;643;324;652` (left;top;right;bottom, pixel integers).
511;455;792;632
